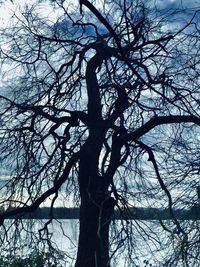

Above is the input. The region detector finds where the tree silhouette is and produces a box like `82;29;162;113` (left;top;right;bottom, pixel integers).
0;0;200;266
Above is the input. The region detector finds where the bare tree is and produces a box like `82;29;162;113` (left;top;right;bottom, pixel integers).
0;0;200;266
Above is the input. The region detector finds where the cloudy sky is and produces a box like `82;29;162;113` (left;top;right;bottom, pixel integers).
156;0;200;9
0;0;200;25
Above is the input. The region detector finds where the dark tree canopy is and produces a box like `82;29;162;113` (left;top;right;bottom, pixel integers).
0;0;200;266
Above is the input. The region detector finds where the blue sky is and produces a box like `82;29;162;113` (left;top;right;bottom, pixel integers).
156;0;200;9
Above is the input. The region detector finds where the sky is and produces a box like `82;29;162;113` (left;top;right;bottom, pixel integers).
0;0;199;196
0;0;199;191
156;0;200;9
0;0;200;30
0;1;199;265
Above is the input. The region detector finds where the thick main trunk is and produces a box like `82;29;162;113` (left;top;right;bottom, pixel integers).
75;195;114;267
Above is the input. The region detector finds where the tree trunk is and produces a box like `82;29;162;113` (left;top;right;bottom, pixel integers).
75;194;115;267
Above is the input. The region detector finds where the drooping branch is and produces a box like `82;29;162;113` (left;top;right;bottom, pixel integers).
0;152;79;223
134;139;188;240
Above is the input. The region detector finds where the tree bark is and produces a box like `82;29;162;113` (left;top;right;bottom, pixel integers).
74;47;113;267
74;127;112;267
75;194;114;267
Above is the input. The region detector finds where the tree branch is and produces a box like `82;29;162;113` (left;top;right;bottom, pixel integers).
122;115;200;141
134;139;188;240
0;152;79;223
